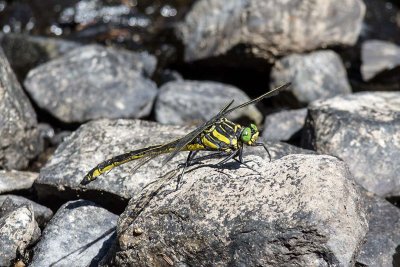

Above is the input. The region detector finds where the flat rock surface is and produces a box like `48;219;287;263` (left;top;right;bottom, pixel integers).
24;44;157;123
302;92;400;196
270;50;351;105
0;47;41;170
263;109;307;141
361;40;400;81
155;80;262;125
178;0;365;61
36;119;314;205
357;194;400;267
0;195;53;227
115;154;367;266
30;200;117;267
0;204;40;266
0;170;38;194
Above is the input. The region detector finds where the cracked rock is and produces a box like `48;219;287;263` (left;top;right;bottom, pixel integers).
115;154;367;266
0;204;40;266
155;80;262;125
0;47;41;170
24;44;157;123
263;108;307;141
30;199;117;267
302;92;400;196
0;195;53;227
178;0;365;62
357;194;400;267
270;50;352;106
361;40;400;81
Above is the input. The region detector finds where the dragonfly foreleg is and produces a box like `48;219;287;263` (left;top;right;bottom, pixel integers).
254;142;272;162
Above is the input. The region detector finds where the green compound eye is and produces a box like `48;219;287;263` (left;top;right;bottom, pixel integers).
250;123;258;133
240;127;252;143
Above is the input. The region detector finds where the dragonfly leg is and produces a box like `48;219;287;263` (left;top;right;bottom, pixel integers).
254;142;272;162
176;151;197;190
217;150;239;166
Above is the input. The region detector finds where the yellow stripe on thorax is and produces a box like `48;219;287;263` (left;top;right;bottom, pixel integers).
201;135;219;149
212;128;230;145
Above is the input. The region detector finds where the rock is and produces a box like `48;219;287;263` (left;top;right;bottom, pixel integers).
155;80;262;125
0;195;53;227
0;47;41;170
302;92;400;197
0;33;81;80
178;0;365;62
357;194;400;267
30;200;117;267
0;204;40;266
35;119;314;210
115;154;367;266
24;44;157;123
59;0;131;26
270;50;352;106
263;109;307;141
361;40;400;81
0;170;38;194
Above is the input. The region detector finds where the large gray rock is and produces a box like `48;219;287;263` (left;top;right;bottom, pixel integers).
270;50;352;105
36;119;313;207
24;44;157;123
115;154;367;266
0;47;41;170
0;33;81;80
0;195;53;227
0;170;38;194
361;40;400;81
0;204;40;266
155;80;262;125
302;92;400;197
263;109;307;141
178;0;365;62
30;200;117;267
357;194;400;267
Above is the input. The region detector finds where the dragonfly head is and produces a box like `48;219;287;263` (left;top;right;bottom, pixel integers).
240;123;259;145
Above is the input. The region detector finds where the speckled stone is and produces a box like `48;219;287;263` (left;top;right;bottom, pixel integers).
302;92;400;196
270;50;351;105
24;44;157;123
115;154;367;266
0;195;53;227
178;0;365;61
263;109;307;141
30;200;117;267
0;170;38;194
361;40;400;81
0;204;40;266
0;47;41;169
155;80;262;125
357;194;400;267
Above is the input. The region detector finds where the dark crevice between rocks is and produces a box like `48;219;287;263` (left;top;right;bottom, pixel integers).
33;183;129;215
385;196;400;210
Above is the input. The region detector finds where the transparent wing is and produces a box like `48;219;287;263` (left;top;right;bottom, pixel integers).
161;99;235;166
222;83;291;117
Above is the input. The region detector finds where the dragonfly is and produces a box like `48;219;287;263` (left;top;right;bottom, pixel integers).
80;83;291;186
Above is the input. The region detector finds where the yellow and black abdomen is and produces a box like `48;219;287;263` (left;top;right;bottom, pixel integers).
198;118;241;152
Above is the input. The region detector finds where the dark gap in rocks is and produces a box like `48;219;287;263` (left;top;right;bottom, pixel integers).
393;244;400;267
386;196;400;209
34;183;129;215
